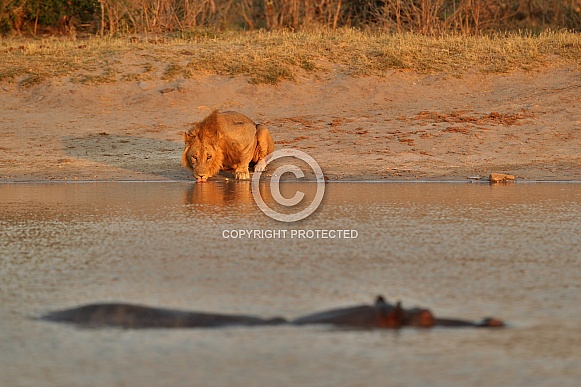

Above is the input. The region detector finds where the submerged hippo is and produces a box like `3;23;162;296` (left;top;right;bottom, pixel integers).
40;296;504;329
41;303;287;329
292;296;504;328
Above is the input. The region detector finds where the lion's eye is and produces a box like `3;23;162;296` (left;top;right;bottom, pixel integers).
192;156;198;162
206;155;212;160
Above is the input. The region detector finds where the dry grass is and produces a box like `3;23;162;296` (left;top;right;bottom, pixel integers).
1;28;579;87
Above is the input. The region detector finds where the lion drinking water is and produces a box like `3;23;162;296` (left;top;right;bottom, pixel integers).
182;111;274;182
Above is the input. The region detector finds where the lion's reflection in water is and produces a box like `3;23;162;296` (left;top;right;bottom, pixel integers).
184;180;254;206
182;179;317;218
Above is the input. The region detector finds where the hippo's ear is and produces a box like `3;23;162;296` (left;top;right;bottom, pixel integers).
375;295;387;305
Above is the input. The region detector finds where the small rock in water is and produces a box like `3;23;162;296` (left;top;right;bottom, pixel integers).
489;173;515;183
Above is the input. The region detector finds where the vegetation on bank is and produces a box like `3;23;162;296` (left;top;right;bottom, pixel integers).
1;1;580;36
2;2;579;87
1;28;579;87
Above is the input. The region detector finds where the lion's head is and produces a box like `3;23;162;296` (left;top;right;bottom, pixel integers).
182;127;224;182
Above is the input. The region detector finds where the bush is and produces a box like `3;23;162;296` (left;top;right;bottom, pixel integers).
1;0;580;36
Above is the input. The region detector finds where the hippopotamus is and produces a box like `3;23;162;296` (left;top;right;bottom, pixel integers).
39;296;504;329
41;303;287;329
292;296;504;328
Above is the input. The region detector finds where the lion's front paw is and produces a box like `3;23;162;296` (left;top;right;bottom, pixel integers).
235;169;250;180
254;159;267;172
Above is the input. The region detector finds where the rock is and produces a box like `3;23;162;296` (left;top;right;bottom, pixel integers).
489;173;515;183
137;81;151;91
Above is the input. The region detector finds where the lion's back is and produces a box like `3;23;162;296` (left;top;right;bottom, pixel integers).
215;111;258;147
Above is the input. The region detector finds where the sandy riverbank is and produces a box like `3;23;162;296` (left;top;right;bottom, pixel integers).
1;68;579;182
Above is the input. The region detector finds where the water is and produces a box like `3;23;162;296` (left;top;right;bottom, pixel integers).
1;182;580;386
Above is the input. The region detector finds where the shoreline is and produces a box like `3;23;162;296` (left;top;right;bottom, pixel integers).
2;179;581;184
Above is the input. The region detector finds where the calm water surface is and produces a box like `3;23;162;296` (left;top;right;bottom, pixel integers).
1;182;580;386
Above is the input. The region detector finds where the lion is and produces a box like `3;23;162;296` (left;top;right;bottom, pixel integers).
182;110;274;182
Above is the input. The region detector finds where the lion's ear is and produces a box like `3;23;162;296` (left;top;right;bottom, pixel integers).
183;131;193;144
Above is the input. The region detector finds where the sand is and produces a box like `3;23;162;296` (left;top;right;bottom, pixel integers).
1;67;579;182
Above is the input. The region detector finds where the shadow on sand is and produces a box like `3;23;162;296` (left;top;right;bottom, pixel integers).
62;133;186;179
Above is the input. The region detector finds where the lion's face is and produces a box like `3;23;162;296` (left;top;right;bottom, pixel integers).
182;136;223;182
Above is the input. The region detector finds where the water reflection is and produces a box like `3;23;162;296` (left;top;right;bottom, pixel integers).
183;180;254;206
